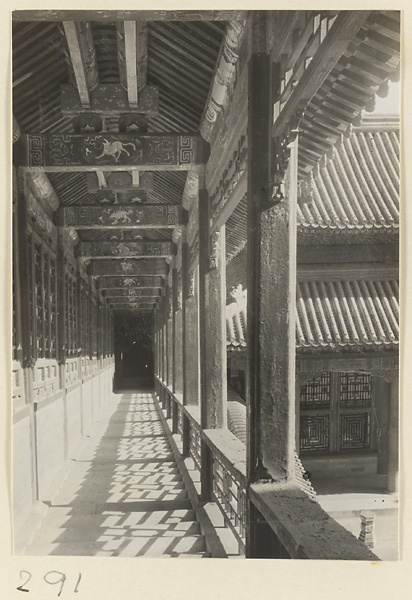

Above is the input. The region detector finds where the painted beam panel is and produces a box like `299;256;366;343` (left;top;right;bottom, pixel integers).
13;10;246;21
90;260;167;277
79;241;174;258
103;289;160;298
63;205;184;229
98;276;164;289
20;133;209;171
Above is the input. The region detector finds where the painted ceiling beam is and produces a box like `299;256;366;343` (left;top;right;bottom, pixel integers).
20;133;209;171
79;240;175;259
62;205;185;229
98;276;164;289
109;298;156;309
90;259;167;277
13;10;246;21
103;288;160;298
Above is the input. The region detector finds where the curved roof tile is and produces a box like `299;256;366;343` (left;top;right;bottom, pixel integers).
298;130;400;230
226;280;399;351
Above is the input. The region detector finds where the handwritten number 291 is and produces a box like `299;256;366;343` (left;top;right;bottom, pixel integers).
17;571;81;595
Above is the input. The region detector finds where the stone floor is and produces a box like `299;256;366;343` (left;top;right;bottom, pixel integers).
25;392;209;557
23;389;398;560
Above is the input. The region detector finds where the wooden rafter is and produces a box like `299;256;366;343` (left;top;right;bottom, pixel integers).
123;21;139;108
62;21;98;109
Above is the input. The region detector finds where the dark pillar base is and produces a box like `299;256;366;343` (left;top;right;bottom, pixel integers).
200;441;213;502
182;414;190;457
246;501;291;559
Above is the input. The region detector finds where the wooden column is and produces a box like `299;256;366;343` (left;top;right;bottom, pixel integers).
172;265;179;393
56;229;67;389
246;13;297;555
154;310;159;382
15;171;34;395
165;281;172;388
160;294;165;383
181;238;191;456
198;180;227;499
374;376;391;477
15;170;38;504
167;271;174;389
184;267;199;406
387;368;399;492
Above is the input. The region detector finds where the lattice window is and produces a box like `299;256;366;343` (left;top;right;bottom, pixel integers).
299;372;375;454
339;373;372;408
49;256;57;358
340;413;371;450
27;227;57;360
34;240;43;356
300;415;329;452
300;373;330;410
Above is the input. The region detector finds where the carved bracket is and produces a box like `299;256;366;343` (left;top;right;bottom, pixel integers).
209;231;220;270
271;108;304;203
200;20;246;142
187;271;195;298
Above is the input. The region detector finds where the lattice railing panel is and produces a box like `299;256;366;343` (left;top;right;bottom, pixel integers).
212;453;246;551
189;419;202;472
177;403;184;438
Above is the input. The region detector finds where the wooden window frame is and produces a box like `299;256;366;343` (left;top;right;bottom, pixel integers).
300;371;376;455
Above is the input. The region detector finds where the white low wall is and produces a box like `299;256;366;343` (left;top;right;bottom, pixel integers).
12;363;116;553
35;394;66;500
66;384;83;459
13;408;36;536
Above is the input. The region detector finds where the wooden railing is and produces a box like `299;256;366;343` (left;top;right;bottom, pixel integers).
155;376;378;560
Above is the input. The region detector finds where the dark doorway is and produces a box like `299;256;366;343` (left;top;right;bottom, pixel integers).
114;311;154;389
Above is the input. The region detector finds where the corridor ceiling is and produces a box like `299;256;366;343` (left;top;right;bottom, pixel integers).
12;10;401;313
12;14;228;288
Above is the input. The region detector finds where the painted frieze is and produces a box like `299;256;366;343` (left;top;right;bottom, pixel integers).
63;205;182;228
79;241;174;258
89;259;167;276
22;133;208;169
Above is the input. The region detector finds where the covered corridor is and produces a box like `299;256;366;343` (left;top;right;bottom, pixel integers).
25;391;214;557
12;10;400;559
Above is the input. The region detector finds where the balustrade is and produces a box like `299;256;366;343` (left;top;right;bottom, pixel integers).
155;376;378;560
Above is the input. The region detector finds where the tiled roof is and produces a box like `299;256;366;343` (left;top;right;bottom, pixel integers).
298;129;399;230
296;280;398;349
226;280;399;351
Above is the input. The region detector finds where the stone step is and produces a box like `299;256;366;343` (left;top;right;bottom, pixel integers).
26;535;207;557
